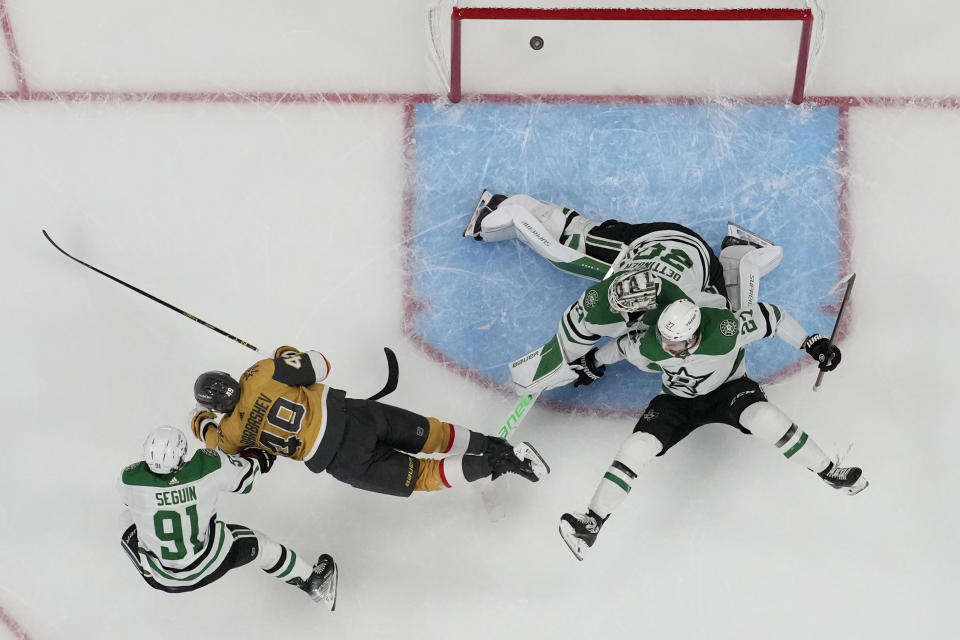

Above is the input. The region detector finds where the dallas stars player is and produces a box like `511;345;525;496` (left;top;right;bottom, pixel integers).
558;298;868;561
190;346;549;497
464;190;783;393
462;189;782;310
119;426;338;608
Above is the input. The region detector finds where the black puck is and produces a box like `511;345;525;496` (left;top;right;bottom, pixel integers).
529;36;544;51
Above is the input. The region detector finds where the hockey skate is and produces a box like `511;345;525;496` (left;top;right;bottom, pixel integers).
559;510;605;561
722;221;775;250
298;553;338;610
818;462;869;496
488;441;550;482
463;189;507;240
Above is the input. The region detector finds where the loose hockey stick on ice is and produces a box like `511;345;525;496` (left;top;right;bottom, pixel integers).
367;347;399;401
42;230;262;353
813;272;856;392
479;392;540;521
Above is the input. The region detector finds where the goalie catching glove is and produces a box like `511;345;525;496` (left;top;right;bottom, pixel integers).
571;348;606;387
240;447;276;474
803;334;841;372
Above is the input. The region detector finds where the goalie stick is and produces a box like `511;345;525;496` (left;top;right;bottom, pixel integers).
43;230;263;353
478;247;628;519
813;272;856;392
478;392;540;521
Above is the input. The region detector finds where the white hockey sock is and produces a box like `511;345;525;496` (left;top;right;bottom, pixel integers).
440;455;471;486
588;432;662;519
254;532;313;582
739;402;830;473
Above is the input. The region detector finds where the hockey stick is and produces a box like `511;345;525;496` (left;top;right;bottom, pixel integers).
479;392;540;521
42;230;262;353
367;347;399;401
813;272;856;392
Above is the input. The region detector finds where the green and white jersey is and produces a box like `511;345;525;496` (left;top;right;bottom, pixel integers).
557;277;708;360
119;449;258;574
599;302;804;398
618;230;728;309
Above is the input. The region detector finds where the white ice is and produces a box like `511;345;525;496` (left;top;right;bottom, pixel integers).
2;1;958;639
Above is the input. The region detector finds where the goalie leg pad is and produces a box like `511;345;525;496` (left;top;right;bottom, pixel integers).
476;194;570;242
719;244;783;310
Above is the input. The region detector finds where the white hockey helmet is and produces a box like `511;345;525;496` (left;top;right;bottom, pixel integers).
608;269;661;314
657;299;702;355
143;425;188;475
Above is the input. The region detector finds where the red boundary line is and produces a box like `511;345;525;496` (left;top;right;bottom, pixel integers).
2;90;960;108
0;0;27;96
0;602;32;640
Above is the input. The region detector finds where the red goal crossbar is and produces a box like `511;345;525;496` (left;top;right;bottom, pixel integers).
449;7;814;104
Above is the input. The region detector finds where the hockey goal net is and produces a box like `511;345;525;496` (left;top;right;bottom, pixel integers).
427;1;825;104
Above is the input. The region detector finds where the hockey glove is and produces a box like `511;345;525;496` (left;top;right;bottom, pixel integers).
240;447;276;474
803;334;841;372
191;410;220;448
571;348;606;387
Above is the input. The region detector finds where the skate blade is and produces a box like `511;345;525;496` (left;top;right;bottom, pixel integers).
842;479;869;496
558;521;585;561
463;189;493;237
314;562;338;611
515;441;550;480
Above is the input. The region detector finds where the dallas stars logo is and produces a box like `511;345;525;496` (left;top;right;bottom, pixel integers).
584;289;599;309
719;318;738;337
662;366;712;395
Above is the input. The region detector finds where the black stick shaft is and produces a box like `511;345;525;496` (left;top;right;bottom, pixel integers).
42;230;260;353
813;273;856;390
367;347;399;401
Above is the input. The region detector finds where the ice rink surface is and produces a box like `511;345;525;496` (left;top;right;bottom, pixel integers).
2;1;958;639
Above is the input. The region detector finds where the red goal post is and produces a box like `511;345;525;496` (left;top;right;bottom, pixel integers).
446;6;815;104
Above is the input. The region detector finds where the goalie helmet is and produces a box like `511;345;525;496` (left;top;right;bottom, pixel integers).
608;269;661;314
194;370;241;413
143;426;188;475
657;299;702;355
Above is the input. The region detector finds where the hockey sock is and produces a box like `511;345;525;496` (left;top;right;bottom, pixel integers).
254;533;313;583
413;456;491;491
420;418;472;456
588;432;662;519
740;402;831;473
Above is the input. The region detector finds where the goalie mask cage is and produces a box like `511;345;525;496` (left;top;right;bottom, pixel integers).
438;5;817;104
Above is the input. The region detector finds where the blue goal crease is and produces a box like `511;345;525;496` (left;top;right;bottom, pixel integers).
408;101;842;412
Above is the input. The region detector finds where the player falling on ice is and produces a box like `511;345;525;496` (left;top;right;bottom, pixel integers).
190;346;549;498
119;426;339;609
557;297;869;561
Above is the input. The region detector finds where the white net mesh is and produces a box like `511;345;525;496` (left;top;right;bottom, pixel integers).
425;0;826;98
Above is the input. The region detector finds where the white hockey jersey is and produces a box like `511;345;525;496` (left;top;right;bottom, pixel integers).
597;302;808;398
119;448;259;571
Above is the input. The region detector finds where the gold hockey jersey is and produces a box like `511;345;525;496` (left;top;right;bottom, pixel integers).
199;346;347;473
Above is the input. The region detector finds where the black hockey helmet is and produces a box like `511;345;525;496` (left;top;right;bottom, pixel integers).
194;371;241;413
